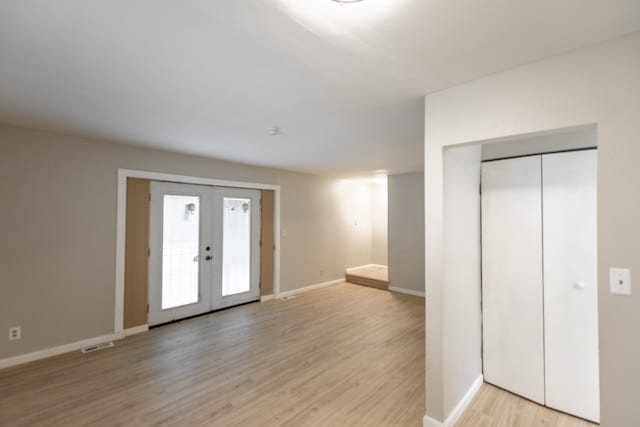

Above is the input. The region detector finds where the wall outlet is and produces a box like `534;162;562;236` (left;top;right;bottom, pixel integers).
8;326;21;341
609;268;632;296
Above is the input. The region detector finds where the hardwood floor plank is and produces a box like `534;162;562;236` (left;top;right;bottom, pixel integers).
1;283;594;426
0;284;424;427
456;383;598;427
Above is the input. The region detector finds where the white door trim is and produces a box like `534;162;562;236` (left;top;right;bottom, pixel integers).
115;168;281;333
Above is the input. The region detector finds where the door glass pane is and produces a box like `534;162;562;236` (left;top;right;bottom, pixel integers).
162;195;200;309
222;197;251;296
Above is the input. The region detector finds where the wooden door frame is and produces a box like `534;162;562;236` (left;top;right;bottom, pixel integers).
114;168;281;333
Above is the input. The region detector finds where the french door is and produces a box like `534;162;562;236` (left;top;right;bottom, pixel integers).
148;182;261;326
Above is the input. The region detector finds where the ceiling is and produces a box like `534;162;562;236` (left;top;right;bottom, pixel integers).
0;1;639;176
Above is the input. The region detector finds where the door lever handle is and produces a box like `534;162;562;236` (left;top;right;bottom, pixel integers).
573;282;586;290
205;255;213;261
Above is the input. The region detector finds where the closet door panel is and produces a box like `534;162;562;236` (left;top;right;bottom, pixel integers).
481;156;545;404
543;150;599;422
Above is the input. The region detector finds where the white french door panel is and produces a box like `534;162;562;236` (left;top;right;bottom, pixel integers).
481;156;546;405
543;150;599;422
149;183;262;326
148;182;213;326
211;188;262;309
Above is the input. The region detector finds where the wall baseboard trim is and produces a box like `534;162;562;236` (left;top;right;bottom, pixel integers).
260;294;275;302
389;286;426;298
277;278;345;299
444;375;484;426
423;375;484;427
0;325;150;370
346;264;387;274
423;415;444;427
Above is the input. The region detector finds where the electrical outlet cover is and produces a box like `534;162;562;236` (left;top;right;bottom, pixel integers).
8;326;21;341
609;268;632;296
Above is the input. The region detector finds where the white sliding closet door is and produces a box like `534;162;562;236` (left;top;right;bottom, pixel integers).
543;150;599;422
481;156;545;404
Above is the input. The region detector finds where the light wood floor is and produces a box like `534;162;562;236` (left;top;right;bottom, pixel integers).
457;383;598;427
0;283;424;427
0;283;598;427
346;266;389;290
347;265;388;282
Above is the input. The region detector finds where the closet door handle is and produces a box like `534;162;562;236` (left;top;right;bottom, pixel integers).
205;255;213;261
573;282;585;290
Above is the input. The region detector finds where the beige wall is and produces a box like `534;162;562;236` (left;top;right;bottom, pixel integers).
0;123;376;359
371;181;388;265
424;32;640;425
388;172;424;293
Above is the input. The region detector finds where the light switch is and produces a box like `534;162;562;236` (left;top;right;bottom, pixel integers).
609;268;632;296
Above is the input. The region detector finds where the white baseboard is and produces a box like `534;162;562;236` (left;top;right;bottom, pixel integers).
423;415;444;427
260;294;275;302
389;286;426;298
0;325;149;370
444;375;483;426
423;375;484;427
346;264;388;274
277;278;345;299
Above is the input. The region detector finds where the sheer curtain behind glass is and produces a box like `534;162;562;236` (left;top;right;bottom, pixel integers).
222;198;251;296
162;195;200;309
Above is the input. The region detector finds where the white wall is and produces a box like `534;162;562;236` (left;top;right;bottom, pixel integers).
442;145;482;417
0;123;378;360
424;32;640;425
482;126;597;160
329;178;378;270
337;178;388;269
388;172;424;293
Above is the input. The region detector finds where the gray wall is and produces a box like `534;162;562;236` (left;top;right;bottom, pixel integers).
0;123;376;359
388;172;424;292
424;32;640;425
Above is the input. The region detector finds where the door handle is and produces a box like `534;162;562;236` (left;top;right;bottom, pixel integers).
205;255;213;261
573;282;586;290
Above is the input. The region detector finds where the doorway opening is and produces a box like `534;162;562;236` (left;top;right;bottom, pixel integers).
148;182;262;326
117;169;279;332
441;125;599;424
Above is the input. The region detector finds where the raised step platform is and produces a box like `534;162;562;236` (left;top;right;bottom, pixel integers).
345;265;389;290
